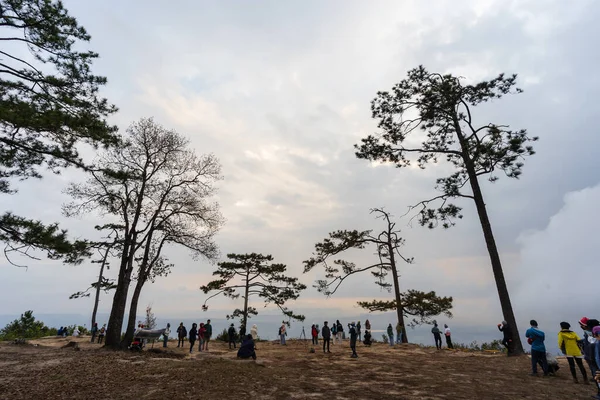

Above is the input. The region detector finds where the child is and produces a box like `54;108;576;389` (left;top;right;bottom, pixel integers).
558;321;588;383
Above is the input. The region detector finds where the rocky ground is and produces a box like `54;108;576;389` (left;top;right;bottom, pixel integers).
0;336;596;399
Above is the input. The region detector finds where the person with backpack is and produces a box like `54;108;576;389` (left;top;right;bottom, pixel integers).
497;321;513;355
387;323;394;347
321;321;331;353
177;322;187;347
336;320;344;343
198;322;207;351
163;323;170;348
311;324;319;345
331;322;337;344
558;321;588;383
349;322;358;358
526;320;548;376
279;322;287;345
431;323;442;350
228;323;237;349
188;323;197;354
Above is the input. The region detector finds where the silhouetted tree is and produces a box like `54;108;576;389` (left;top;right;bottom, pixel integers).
64;118;223;348
304;208;452;342
201;253;306;329
355;66;537;354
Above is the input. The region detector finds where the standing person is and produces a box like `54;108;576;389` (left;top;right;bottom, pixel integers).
90;323;98;343
198;322;206;351
97;324;106;344
497;321;513;355
431;323;442;350
188;323;197;354
357;321;362;342
349;322;358;358
251;324;258;349
279;322;287;345
331;322;337;345
365;319;371;331
204;319;213;351
396;322;404;344
239;323;246;343
228;323;237;349
336;320;344;343
163;323;171;348
311;324;319;345
387;323;394;347
558;321;588;383
526;320;548;376
177;322;187;348
322;321;331;353
444;324;453;349
579;318;600;378
592;326;600;399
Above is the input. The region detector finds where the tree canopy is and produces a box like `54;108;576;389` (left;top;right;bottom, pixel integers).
0;0;119;265
201;253;306;328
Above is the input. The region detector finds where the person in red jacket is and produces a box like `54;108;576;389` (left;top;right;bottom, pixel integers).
198;322;207;351
311;324;319;345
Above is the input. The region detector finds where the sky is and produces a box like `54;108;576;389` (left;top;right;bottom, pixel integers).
1;0;599;349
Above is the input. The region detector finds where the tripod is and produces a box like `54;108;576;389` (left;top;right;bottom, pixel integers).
299;326;307;341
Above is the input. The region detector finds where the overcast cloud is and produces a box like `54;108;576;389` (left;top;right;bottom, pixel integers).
0;0;599;344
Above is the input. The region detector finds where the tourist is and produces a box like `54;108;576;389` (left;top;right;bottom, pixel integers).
331;321;337;345
431;323;442;350
349;322;358;358
526;320;548;376
592;326;600;398
198;322;206;351
387;323;394;347
189;323;197;354
163;323;170;348
279;321;287;345
251;324;258;349
497;321;513;355
558;321;588;383
237;334;257;360
239;323;246;343
228;323;237;349
579;318;600;377
444;324;453;349
321;321;331;353
336;320;344;343
365;319;371;331
363;330;372;346
204;319;213;351
357;321;362;342
396;322;404;344
311;324;319;345
177;322;187;348
90;323;98;343
98;324;106;344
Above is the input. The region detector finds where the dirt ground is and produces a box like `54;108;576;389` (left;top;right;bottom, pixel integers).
0;336;596;400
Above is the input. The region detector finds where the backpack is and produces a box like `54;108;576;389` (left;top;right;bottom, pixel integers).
278;327;282;335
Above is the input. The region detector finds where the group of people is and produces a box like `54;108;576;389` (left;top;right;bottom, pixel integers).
172;320;213;353
430;322;453;349
89;323;107;344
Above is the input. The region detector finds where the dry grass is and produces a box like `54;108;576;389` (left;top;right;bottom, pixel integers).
0;336;595;399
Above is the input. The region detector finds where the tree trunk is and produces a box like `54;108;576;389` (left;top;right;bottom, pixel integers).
466;171;523;354
123;277;145;347
242;269;250;330
91;246;111;328
453;117;523;355
388;237;408;343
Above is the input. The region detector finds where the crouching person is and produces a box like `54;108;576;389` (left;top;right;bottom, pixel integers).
237;334;257;360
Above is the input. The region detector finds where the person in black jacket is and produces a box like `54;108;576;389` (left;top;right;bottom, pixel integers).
497;321;513;355
237;334;256;360
349;322;358;358
177;322;187;348
228;323;237;349
189;323;197;354
321;321;331;353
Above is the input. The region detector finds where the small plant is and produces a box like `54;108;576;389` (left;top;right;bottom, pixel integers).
216;328;239;343
382;334;389;344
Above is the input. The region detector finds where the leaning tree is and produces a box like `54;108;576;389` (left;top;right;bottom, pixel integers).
64;118;223;348
201;253;306;329
303;208;452;343
0;0;119;266
355;66;537;354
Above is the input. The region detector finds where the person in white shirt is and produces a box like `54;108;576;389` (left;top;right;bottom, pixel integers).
444;324;453;349
163;323;171;348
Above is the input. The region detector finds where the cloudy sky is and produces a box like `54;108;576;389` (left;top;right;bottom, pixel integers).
1;0;599;344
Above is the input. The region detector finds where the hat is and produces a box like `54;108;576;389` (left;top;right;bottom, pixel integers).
560;322;570;330
593;326;600;336
580;317;589;327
